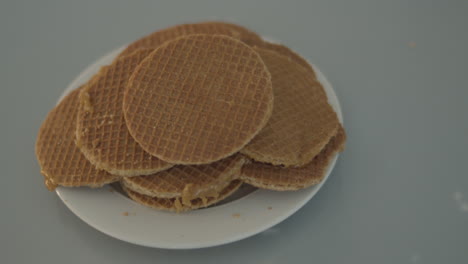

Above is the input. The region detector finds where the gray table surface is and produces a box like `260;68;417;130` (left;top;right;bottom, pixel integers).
2;0;468;263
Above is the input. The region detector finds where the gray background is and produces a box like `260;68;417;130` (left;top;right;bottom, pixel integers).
2;0;467;263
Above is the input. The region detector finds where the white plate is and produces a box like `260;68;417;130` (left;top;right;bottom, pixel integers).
56;45;344;249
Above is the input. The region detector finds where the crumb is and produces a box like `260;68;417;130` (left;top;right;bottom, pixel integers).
267;206;272;210
108;188;115;193
408;41;416;48
122;212;129;216
232;213;241;218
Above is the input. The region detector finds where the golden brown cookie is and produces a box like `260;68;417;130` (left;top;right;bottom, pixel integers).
241;126;346;191
122;180;243;212
35;88;119;190
122;154;245;203
123;34;273;164
241;48;339;167
76;49;173;176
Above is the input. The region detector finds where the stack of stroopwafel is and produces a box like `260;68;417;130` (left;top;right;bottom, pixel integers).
35;21;346;212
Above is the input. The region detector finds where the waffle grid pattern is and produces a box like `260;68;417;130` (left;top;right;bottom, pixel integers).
241;126;346;190
124;35;273;164
241;48;339;167
35;88;119;189
122;154;245;198
260;42;317;79
76;49;172;176
122;180;243;212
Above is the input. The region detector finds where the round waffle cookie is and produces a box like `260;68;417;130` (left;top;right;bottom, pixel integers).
241;125;346;191
121;180;243;212
76;49;173;177
123;34;273;165
118;21;263;58
260;41;316;79
121;154;245;202
35;88;119;190
241;48;339;167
